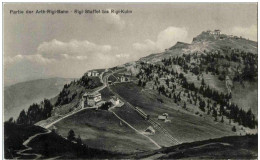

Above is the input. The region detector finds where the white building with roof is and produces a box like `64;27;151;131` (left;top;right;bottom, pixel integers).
206;29;221;35
87;71;100;77
110;96;120;106
158;113;169;121
145;126;155;135
82;91;102;107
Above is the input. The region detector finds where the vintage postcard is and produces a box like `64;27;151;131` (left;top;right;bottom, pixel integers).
3;2;258;159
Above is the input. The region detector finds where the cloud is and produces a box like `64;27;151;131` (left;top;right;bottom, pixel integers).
37;39;112;60
133;39;157;52
4;39;133;85
231;25;257;41
94;11;126;30
115;54;130;58
4;54;55;66
133;27;188;53
5;39;116;67
5;39;119;66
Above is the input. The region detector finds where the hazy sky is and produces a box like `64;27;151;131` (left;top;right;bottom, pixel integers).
4;3;257;85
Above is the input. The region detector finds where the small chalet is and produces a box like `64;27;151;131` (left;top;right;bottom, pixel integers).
110;96;120;106
158;113;169;121
145;126;155;135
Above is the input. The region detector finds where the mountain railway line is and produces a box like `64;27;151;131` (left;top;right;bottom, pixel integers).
106;73;181;146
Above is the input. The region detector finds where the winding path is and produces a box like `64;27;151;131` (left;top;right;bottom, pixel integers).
15;129;51;159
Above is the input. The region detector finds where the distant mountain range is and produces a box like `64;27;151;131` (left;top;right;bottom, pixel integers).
4;77;74;121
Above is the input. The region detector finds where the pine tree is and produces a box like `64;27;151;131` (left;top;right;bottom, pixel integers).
43;99;53;119
201;78;205;86
17;110;28;125
183;102;187;109
212;108;218;118
232;126;236;132
199;100;206;112
8;117;14;123
76;135;82;145
219;104;224;116
221;116;224;123
67;129;76;141
142;81;146;87
138;79;142;86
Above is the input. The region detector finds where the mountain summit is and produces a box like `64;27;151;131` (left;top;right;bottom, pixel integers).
140;30;257;63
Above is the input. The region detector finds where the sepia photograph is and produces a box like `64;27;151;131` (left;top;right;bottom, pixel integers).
3;2;258;159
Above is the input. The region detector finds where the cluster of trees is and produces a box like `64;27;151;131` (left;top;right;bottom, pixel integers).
179;74;257;128
55;87;77;106
99;102;112;110
200;49;257;82
137;79;146;87
224;103;257;129
16;99;53;125
77;74;102;89
181;77;231;106
137;57;257;129
161;48;257;83
162;53;226;79
67;129;83;145
162;55;190;73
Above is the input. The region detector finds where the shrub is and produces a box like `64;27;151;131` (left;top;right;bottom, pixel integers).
232;126;236;132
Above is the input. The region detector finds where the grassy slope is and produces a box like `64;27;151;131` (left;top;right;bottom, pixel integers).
112;105;174;147
5;122;257;159
231;81;258;116
54;109;158;154
27;131;118;159
99;87;115;101
111;82;237;144
131;134;257;159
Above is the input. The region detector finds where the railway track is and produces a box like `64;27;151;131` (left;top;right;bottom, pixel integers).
148;119;180;145
106;76;181;146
